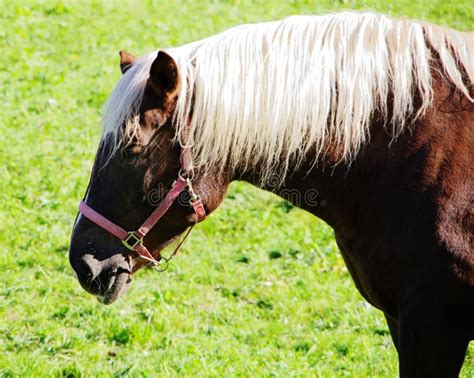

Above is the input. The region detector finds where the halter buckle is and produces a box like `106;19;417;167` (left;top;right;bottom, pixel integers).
122;232;143;251
185;178;200;202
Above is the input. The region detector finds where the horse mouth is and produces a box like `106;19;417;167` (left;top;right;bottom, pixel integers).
97;269;132;305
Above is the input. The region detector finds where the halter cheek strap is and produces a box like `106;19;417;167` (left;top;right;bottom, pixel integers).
78;153;206;267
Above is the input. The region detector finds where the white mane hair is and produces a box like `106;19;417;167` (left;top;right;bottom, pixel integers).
102;12;473;184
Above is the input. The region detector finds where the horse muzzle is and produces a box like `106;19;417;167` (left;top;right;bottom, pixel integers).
69;242;132;305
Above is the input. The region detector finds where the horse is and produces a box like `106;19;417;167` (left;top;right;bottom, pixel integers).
69;12;473;377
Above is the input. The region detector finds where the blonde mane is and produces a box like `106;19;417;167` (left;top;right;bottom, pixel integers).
102;12;473;184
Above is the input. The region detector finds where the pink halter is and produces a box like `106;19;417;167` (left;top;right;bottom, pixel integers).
78;147;206;267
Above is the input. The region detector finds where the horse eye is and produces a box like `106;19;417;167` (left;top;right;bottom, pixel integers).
122;145;143;160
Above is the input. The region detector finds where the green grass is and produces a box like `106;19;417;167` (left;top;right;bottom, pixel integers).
1;0;473;376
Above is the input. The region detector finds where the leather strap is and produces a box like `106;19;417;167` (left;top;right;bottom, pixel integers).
137;177;187;236
134;243;158;264
179;147;194;175
191;198;206;221
79;200;128;240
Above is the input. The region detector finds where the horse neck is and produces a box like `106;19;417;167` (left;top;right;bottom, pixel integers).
236;65;470;245
237;157;360;231
237;116;422;235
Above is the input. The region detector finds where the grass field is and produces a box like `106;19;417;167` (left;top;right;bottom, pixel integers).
1;0;473;376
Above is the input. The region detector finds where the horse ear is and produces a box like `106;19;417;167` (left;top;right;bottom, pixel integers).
119;51;136;74
149;51;180;100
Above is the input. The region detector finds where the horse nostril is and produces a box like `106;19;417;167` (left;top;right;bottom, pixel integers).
70;241;132;300
86;241;97;253
72;254;104;296
81;254;102;279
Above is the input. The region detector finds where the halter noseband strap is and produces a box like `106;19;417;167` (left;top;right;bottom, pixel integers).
78;147;206;267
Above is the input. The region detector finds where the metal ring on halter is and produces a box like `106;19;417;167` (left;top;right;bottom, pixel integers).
185;179;200;202
178;133;194;149
178;168;195;181
152;256;170;272
189;194;200;203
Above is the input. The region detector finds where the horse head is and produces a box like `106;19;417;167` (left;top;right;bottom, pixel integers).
69;51;228;304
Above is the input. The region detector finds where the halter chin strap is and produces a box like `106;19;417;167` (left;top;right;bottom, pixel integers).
78;148;206;267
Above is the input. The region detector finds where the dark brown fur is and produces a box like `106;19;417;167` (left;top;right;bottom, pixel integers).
70;50;473;377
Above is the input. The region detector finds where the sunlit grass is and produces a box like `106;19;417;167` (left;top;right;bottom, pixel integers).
1;0;472;376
